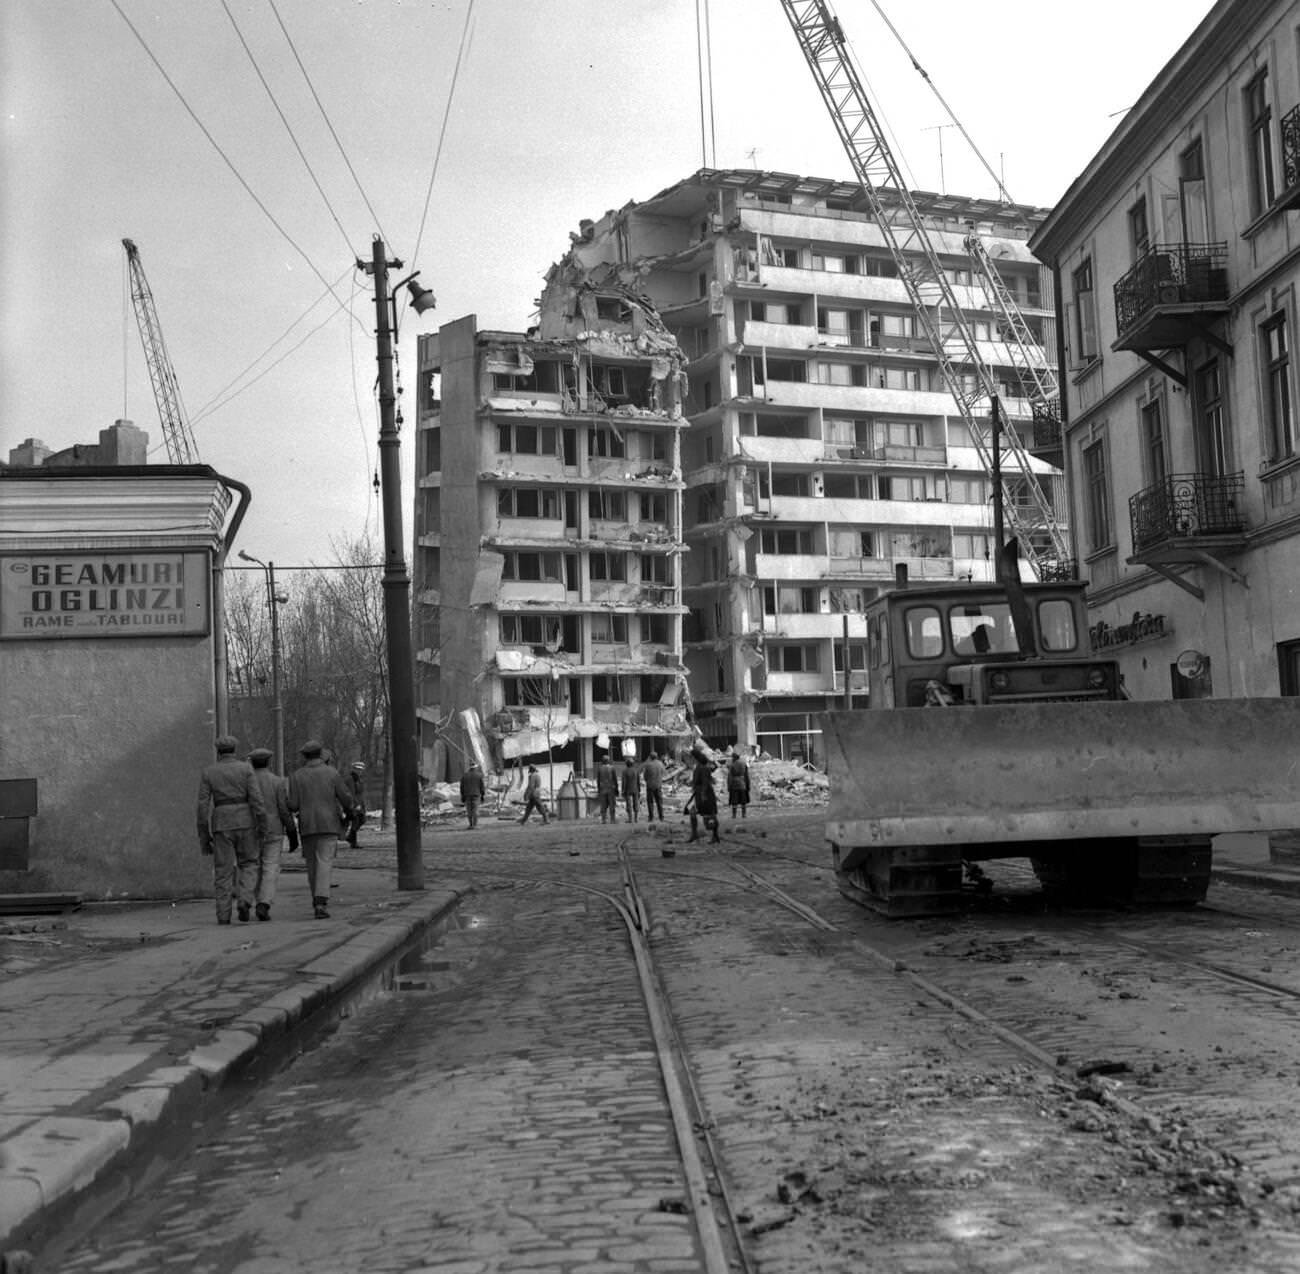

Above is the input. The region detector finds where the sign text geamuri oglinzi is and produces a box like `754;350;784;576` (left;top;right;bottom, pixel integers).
1;552;210;639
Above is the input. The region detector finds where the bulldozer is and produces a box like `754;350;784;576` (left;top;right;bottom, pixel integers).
822;561;1300;917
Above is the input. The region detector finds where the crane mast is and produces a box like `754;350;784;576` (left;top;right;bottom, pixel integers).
777;0;1069;576
122;238;200;465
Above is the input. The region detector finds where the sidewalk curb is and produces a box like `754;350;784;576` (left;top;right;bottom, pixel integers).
0;886;469;1252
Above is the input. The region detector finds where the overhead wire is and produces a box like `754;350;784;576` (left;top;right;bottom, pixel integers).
219;0;356;257
266;0;391;249
110;0;347;306
866;0;1014;203
409;0;477;282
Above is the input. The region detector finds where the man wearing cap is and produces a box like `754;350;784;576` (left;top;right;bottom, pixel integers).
196;735;268;925
287;740;355;920
519;765;549;825
248;747;297;922
460;762;486;829
344;761;367;848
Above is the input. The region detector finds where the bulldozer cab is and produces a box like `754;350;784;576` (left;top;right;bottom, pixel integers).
865;579;1121;707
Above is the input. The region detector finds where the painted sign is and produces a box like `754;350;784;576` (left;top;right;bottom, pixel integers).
1;551;210;639
1089;611;1169;651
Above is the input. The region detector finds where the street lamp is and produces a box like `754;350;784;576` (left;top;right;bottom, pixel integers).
358;236;434;892
238;550;287;774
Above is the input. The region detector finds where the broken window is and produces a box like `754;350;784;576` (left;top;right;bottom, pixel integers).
588;552;627;582
587;426;626;459
640;554;673;585
501;551;563;582
590;614;629;644
595;297;634;324
497;423;558;455
638;492;668;523
588;490;627;521
497;488;560;519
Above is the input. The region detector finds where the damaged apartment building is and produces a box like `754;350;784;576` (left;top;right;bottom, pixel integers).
558;168;1064;762
414;263;691;780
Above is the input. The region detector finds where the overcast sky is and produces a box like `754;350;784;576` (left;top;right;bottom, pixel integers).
2;0;1215;569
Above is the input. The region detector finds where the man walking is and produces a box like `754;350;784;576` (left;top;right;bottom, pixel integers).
519;765;549;825
344;762;367;847
288;739;355;919
247;747;298;921
642;752;665;822
461;762;486;829
595;755;619;824
727;748;751;820
196;735;267;925
621;757;642;823
687;749;720;844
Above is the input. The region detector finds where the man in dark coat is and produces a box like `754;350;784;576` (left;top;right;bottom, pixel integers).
196;734;267;924
642;752;665;822
287;739;354;919
460;763;486;828
519;765;549;825
727;749;751;819
248;747;298;921
344;762;367;847
621;758;642;823
687;750;720;844
595;756;619;824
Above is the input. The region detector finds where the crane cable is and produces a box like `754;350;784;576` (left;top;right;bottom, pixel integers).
867;0;1013;204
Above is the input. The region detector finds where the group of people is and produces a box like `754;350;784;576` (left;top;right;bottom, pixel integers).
196;736;368;926
594;753;668;824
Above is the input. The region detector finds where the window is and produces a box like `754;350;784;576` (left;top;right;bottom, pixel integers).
1246;70;1276;217
1082;439;1112;551
588;552;627;582
818;307;858;340
1128;197;1149;259
1036;600;1080;654
587;427;626;459
501;551;562;581
590;614;628;644
638;492;668;523
1194;359;1230;476
817;361;861;387
812;251;858;273
759;527;814;554
497;423;557;455
500;614;558;645
832;644;867;672
1073;258;1098;363
588;490;626;520
904;605;944;659
768;644;819;672
592;366;628;400
642;614;670;644
877;366;923;391
950;604;1019;656
751;357;807;384
763;585;818;614
1262;312;1295;462
591;675;621;703
1141;399;1167;486
953;532;992;560
640;554;673;585
948;477;989;504
879;473;944;501
878;313;916;338
750;301;802;325
497;488;559;519
595;297;633;324
1180;139;1209;242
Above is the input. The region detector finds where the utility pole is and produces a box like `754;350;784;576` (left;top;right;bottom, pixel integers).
267;561;284;776
364;237;426;892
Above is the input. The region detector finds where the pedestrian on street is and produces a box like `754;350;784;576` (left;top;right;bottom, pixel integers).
196;734;267;925
687;750;720;844
247;747;298;922
727;748;751;820
621;757;642;822
642;752;665;822
519;765;549;825
595;755;619;824
287;739;355;919
461;762;486;828
344;762;367;847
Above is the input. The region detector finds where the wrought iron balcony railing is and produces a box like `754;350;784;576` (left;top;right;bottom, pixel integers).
1030;400;1062;455
1129;472;1245;553
1113;242;1229;336
1281;104;1300;205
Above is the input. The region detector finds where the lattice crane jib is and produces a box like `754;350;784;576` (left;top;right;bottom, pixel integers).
777;0;1070;576
122;238;200;465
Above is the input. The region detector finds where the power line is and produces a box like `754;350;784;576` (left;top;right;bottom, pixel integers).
266;0;391;248
410;0;477;275
110;0;347;305
219;0;356;256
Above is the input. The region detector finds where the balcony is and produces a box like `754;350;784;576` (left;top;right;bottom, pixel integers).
1113;243;1229;355
1127;472;1247;596
1280;104;1300;211
1028;400;1063;468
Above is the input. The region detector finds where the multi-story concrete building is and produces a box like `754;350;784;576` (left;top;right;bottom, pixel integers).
414;262;691;781
1030;0;1300;701
555;168;1063;760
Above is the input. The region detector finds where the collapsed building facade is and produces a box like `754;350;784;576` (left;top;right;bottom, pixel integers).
559;169;1063;761
414;263;691;780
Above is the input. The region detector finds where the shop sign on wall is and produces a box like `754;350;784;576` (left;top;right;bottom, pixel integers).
1089;611;1169;652
1;551;210;639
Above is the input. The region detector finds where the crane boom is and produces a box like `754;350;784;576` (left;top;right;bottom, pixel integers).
122;238;200;465
777;1;1069;576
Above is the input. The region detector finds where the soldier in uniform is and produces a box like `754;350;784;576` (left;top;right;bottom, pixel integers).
196;735;267;924
287;739;355;919
247;747;298;921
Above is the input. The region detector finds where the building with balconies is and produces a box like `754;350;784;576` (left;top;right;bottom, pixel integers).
1030;0;1300;701
552;168;1063;759
413;262;690;781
